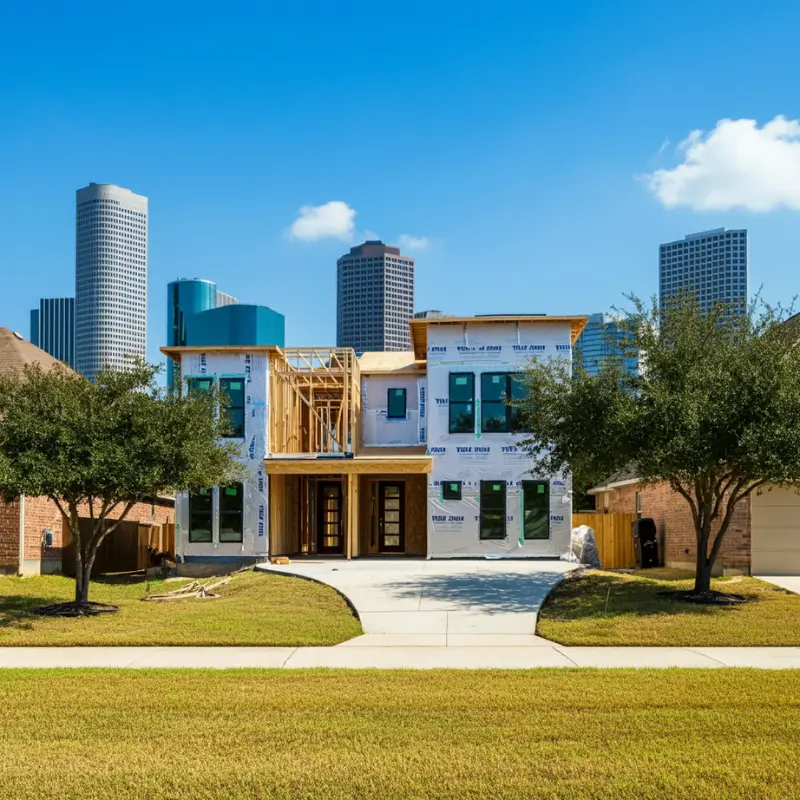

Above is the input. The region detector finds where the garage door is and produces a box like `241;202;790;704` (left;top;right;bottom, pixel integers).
751;488;800;575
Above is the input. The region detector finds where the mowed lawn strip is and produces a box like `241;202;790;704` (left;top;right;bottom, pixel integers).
537;568;800;646
0;570;361;646
0;669;799;799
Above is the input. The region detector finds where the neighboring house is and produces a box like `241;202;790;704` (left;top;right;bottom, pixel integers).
0;327;175;576
162;313;587;566
589;469;800;576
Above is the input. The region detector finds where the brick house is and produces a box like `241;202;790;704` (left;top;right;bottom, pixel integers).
0;327;175;575
588;469;755;575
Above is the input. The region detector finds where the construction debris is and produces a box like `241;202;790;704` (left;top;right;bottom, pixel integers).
142;576;231;602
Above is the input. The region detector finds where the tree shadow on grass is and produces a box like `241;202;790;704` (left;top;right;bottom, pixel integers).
540;571;757;622
0;595;66;630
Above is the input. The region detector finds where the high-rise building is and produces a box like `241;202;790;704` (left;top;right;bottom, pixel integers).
166;278;239;386
573;312;638;377
75;183;148;380
29;298;75;368
659;228;748;315
413;309;447;320
337;240;414;354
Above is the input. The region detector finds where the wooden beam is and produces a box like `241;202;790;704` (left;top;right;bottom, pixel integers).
265;457;433;475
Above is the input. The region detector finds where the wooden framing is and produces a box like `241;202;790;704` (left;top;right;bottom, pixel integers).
269;348;361;455
265;456;433;475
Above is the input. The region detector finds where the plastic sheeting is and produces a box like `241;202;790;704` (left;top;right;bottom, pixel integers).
566;525;602;569
361;374;426;446
174;352;269;559
426;321;574;557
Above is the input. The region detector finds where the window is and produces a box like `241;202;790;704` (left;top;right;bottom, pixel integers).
186;376;212;396
219;483;244;543
635;491;642;516
442;481;462;501
189;488;213;543
522;481;549;540
387;388;407;419
220;378;245;438
449;373;475;433
481;373;526;433
480;481;506;540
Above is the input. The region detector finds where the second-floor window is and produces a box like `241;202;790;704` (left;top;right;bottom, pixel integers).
220;378;245;438
186;377;212;396
387;388;407;419
481;373;526;433
449;373;475;433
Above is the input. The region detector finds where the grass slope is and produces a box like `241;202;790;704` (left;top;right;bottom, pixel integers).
0;669;798;799
0;570;361;646
538;568;800;646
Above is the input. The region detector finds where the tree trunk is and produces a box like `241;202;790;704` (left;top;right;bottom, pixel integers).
76;563;92;604
694;550;712;595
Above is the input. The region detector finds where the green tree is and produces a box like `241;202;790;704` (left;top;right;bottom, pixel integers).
517;296;800;596
0;361;243;608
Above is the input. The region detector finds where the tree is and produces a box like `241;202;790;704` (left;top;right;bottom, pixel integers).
0;361;244;609
517;296;800;597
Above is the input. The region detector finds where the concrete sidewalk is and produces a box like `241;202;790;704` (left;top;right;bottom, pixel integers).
1;645;799;669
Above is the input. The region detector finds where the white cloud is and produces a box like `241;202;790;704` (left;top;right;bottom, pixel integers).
645;116;800;212
397;234;430;251
288;201;356;241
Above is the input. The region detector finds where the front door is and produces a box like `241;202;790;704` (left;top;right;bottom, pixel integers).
379;482;405;553
317;481;343;554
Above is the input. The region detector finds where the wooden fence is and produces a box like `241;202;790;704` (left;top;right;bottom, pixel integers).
62;520;176;576
572;512;637;569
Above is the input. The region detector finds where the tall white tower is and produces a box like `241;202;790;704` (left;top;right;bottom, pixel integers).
75;183;148;379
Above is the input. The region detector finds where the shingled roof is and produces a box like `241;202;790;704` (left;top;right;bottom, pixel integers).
0;327;64;377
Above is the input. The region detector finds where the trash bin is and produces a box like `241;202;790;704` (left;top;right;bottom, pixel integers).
632;517;659;568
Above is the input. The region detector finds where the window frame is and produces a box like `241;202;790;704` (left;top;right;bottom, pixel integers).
387;387;408;420
219;482;244;543
442;480;462;501
185;376;213;396
449;372;475;434
188;487;213;543
479;480;507;540
521;480;550;540
480;372;525;433
219;377;246;439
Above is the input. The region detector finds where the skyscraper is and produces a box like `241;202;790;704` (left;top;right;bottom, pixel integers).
336;240;414;354
166;278;239;386
75;183;148;379
573;312;638;377
659;228;748;314
29;298;75;368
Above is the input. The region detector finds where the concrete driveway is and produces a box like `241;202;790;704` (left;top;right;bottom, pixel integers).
756;576;800;594
258;559;577;646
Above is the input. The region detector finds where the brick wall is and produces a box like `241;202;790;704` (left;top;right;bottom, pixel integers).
0;500;21;572
1;496;175;575
602;481;751;574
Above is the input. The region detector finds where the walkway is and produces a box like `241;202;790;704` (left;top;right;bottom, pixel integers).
756;576;800;594
258;558;576;646
1;645;799;669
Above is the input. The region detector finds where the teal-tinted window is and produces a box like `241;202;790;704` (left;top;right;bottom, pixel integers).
186;377;213;396
481;373;526;433
442;481;462;501
219;483;244;543
387;388;407;419
449;373;475;433
480;481;506;540
189;488;213;543
220;378;245;438
522;480;549;540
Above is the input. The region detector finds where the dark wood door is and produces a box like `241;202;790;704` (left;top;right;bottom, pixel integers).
379;482;405;553
317;482;344;554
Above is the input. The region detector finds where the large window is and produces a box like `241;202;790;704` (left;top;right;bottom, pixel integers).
387;388;407;419
219;483;244;543
522;480;549;540
449;373;475;434
480;481;507;540
481;373;526;433
186;377;212;396
189;488;213;543
220;378;245;438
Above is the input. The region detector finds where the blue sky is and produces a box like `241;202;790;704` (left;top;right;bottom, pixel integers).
2;0;800;368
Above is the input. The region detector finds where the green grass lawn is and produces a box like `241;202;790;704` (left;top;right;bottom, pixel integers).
0;569;361;646
537;568;800;646
0;669;798;799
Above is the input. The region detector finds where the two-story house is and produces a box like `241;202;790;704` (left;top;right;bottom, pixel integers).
162;313;587;569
